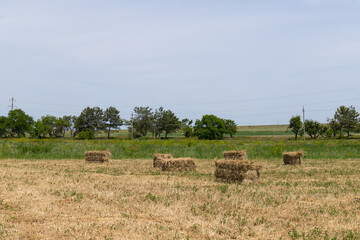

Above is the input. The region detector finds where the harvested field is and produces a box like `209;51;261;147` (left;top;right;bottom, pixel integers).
1;158;360;239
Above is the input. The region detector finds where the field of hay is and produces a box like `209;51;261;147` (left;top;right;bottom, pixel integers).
1;158;360;239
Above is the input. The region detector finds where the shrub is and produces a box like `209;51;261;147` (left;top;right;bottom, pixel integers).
77;130;95;140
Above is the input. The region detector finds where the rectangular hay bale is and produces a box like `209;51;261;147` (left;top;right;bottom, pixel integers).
160;158;196;172
215;160;262;172
214;159;262;183
85;150;111;163
215;169;259;183
153;153;173;168
223;150;247;160
283;151;304;165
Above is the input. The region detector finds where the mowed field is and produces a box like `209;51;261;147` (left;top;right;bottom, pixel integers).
1;157;360;239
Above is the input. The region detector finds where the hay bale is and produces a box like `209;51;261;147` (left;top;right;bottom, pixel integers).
223;150;247;160
160;158;197;172
214;159;262;183
283;151;304;165
215;160;262;172
153;153;173;168
85;150;111;163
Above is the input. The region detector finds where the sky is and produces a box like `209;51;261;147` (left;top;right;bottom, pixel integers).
1;0;359;125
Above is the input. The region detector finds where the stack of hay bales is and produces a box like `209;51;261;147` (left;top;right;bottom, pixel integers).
215;150;262;183
283;151;304;165
85;150;111;163
153;153;173;168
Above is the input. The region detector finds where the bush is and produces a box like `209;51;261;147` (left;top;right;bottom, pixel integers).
77;130;95;140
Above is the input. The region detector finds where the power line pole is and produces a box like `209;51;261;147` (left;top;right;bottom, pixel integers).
303;106;305;141
8;97;16;110
131;112;134;139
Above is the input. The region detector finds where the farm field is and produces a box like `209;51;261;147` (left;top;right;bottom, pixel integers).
1;158;360;239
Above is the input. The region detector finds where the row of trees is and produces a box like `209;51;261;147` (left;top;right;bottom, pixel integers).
0;106;237;140
289;105;360;140
0;107;123;139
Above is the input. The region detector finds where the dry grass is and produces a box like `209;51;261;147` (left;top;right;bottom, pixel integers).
1;158;360;239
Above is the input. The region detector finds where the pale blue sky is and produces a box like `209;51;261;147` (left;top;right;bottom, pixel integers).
1;0;359;125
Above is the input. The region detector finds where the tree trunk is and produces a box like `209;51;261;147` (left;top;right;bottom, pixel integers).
108;127;110;139
295;133;297;140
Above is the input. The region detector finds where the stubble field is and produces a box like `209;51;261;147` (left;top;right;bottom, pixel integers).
1;157;360;240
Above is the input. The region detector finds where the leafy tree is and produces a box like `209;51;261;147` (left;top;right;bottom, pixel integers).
132;106;153;137
31;119;47;138
181;118;193;138
68;116;78;137
194;114;226;140
0;116;8;137
304;119;326;139
333;105;360;138
224;119;237;138
288;115;302;140
6;109;34;137
75;107;105;134
104;106;123;139
55;116;70;137
161;109;181;138
327;118;341;138
152;107;164;138
41;115;58;137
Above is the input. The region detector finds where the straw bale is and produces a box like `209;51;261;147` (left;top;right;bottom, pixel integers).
85;150;111;163
215;160;262;171
223;150;247;160
153;153;173;168
283;151;304;165
160;158;196;172
214;169;259;183
214;159;262;183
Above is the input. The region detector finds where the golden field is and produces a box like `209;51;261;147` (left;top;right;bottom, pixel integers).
1;157;360;239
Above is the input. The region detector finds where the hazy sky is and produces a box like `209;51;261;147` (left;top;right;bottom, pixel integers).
1;0;359;125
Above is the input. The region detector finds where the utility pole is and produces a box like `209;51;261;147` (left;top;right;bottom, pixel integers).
8;97;16;111
131;112;134;139
303;106;305;141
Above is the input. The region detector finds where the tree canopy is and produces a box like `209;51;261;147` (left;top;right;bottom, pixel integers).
194;114;226;140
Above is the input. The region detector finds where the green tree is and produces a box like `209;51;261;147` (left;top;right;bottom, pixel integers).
194;114;226;140
6;109;34;137
224;119;237;138
75;107;105;136
288;115;302;140
0;116;8;137
161;109;181;138
41;115;58;137
152;107;164;138
104;106;123;139
304;119;326;139
181;118;193;138
31;119;47;138
327;118;341;138
333;105;360;138
132;106;153;137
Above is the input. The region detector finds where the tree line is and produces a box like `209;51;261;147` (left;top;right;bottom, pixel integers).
0;106;237;140
289;105;360;140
